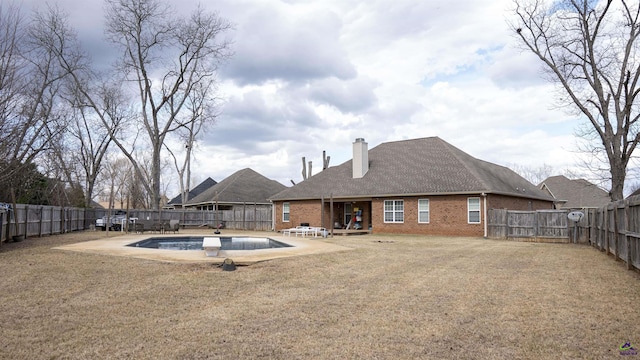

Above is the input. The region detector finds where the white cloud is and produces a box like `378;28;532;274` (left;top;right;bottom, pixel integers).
220;2;356;84
18;0;610;194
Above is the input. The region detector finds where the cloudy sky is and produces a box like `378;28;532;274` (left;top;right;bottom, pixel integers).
20;0;595;192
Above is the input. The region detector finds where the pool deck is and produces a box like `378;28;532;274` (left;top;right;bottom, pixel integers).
53;230;354;265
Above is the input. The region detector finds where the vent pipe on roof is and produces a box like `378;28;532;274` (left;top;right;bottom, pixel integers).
352;138;368;178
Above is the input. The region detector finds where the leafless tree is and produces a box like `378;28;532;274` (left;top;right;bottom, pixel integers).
64;81;129;208
511;0;640;200
22;5;130;209
508;163;554;185
100;155;131;235
102;0;232;209
0;4;75;206
165;81;219;205
0;5;62;174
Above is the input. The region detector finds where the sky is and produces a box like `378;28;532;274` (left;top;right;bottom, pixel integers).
18;0;598;194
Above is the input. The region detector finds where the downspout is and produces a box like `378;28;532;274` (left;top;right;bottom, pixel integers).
482;193;488;238
271;201;275;231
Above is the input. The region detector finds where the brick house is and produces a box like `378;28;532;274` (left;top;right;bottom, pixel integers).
269;137;555;236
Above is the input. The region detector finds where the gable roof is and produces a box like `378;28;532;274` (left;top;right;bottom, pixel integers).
167;177;217;205
185;168;287;205
539;175;610;208
270;137;553;201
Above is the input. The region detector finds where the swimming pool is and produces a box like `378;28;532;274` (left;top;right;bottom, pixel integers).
127;236;292;251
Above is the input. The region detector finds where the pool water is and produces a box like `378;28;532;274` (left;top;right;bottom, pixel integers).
127;236;292;251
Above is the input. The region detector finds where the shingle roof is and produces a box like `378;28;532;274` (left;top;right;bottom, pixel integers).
186;168;287;205
168;177;217;205
539;175;610;208
269;137;553;201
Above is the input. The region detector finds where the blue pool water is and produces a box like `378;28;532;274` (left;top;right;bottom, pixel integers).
127;236;292;251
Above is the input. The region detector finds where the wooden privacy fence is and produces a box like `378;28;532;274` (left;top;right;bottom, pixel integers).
487;209;573;241
1;204;274;244
586;197;640;271
1;205;88;243
121;205;273;231
489;199;640;272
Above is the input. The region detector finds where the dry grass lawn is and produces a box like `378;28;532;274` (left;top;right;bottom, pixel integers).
1;230;639;359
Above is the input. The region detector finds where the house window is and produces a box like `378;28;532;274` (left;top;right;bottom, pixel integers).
418;199;429;223
283;202;290;222
468;197;481;224
384;200;404;223
344;203;352;226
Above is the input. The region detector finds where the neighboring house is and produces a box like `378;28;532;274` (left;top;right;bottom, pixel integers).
89;200;106;209
538;175;611;209
165;177;217;209
269;137;555;237
183;168;287;211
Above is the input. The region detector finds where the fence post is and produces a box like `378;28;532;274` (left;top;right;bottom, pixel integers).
6;206;12;239
17;205;22;237
23;205;28;238
599;209;604;251
39;206;44;237
242;202;246;230
604;206;609;253
613;205;618;259
625;202;632;270
588;209;598;246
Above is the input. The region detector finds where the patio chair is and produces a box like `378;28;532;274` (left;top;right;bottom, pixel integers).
133;222;145;233
152;222;163;233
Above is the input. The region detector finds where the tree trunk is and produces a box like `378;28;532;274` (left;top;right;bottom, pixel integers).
610;162;626;201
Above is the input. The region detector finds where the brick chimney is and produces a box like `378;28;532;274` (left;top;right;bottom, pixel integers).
352;138;368;178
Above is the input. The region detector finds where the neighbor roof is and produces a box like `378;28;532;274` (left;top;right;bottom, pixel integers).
270;137;554;201
539;175;610;208
185;168;287;205
167;177;217;205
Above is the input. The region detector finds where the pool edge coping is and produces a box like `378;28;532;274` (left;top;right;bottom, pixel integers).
53;231;354;265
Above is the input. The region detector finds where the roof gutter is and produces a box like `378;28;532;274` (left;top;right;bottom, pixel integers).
184;201;273;207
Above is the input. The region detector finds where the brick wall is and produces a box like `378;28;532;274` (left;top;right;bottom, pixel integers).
274;200;323;230
371;195;484;236
275;194;554;236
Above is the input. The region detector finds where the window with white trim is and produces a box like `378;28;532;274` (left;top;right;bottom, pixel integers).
384;200;404;223
283;202;290;222
418;199;430;223
468;197;481;224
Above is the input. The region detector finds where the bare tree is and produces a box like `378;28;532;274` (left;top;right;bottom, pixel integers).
0;4;73;207
508;163;554;185
63;81;129;208
511;0;640;200
102;0;232;209
21;5;130;209
165;81;219;206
